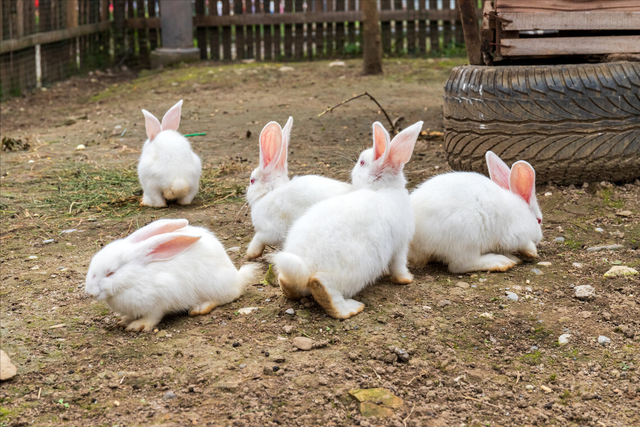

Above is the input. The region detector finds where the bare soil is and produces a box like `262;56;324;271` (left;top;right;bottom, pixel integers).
1;58;639;427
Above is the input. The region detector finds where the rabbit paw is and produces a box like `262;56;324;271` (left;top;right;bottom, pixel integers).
279;275;310;300
390;273;413;285
140;193;167;208
189;301;218;316
246;237;266;260
308;276;365;319
125;317;158;332
519;241;539;258
116;315;134;328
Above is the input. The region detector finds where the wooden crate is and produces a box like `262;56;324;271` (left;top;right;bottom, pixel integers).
486;0;640;59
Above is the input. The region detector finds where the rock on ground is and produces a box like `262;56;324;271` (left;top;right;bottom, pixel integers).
575;285;596;300
0;350;17;380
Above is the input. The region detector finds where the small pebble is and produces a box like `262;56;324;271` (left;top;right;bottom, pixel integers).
505;291;518;302
437;299;451;307
456;281;470;289
544;192;552;196
479;312;493;320
586;244;623;252
572;262;583;268
603;266;638;278
28;255;38;260
76;144;86;150
531;268;542;276
43;239;55;244
285;308;295;315
554;237;565;243
292;336;313;351
537;262;551;266
558;334;571;345
598;336;611;346
575;285;596;300
162;391;177;400
595;228;604;233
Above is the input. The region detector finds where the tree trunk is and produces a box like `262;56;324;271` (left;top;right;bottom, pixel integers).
362;0;383;75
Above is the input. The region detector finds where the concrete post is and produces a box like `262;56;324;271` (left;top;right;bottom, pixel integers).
150;0;200;68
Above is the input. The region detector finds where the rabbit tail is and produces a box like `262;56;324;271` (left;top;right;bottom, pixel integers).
163;178;189;200
271;252;311;287
236;263;261;292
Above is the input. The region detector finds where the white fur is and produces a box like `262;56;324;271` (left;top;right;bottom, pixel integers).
409;155;543;273
138;100;202;207
272;121;423;319
246;117;351;258
85;219;259;332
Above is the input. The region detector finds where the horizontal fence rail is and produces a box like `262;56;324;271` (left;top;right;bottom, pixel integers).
1;0;481;99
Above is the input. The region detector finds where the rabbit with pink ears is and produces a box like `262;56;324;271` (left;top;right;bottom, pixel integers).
138;100;202;207
271;121;423;319
246;117;352;259
85;219;259;332
408;151;543;273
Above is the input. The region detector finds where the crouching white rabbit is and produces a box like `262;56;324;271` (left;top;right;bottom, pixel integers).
408;151;543;273
246;117;352;259
138;100;202;207
85;219;259;332
271;121;423;319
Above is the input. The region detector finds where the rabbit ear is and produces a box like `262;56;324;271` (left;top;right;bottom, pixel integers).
486;151;511;190
372;122;390;162
142;234;201;263
274;117;293;171
142;109;162;142
386;121;423;170
259;121;284;171
509;161;536;204
161;99;183;131
128;219;189;243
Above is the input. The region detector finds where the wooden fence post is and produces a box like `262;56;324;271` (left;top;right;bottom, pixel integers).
362;0;383;75
428;0;439;54
458;0;482;64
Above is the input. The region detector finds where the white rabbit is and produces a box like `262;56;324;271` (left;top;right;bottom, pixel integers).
85;219;259;332
408;151;543;273
271;121;423;319
138;100;202;207
246;117;352;259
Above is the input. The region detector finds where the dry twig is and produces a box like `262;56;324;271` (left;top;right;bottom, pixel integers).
317;92;396;133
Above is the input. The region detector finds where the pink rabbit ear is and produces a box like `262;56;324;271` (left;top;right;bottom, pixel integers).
372;122;390;162
128;219;189;243
274;117;293;172
387;121;423;170
509;161;536;204
259;122;283;171
161;100;183;131
142;109;162;142
486;151;511;190
143;234;201;263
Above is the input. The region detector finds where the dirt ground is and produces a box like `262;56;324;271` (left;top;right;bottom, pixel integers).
1;58;639;427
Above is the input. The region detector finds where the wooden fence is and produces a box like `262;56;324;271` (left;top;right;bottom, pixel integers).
1;0;481;99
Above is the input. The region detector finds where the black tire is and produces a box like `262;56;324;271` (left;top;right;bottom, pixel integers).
443;62;640;185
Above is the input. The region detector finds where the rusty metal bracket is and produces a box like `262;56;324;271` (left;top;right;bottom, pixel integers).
484;12;512;23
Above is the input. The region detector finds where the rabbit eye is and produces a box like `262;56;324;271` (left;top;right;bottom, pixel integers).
250;178;255;185
106;271;115;277
360;160;365;166
537;218;542;224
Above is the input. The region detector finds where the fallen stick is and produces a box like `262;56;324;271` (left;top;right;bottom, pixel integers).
317;92;396;134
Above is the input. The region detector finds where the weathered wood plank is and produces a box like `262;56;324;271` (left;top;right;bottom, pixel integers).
459;0;482;64
221;0;232;60
501;35;640;56
495;0;640;13
418;0;427;55
1;21;112;54
429;0;439;53
381;0;392;54
501;11;640;31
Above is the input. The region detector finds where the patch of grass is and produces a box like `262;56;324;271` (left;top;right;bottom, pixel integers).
599;188;624;209
522;350;543;366
548;373;557;382
5;162;246;220
529;326;554;341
